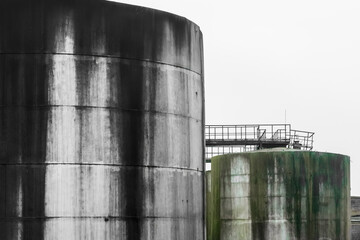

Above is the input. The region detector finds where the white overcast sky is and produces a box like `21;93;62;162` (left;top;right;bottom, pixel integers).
111;0;360;196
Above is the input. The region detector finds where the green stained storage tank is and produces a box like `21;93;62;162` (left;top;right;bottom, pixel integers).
206;171;212;240
208;149;350;240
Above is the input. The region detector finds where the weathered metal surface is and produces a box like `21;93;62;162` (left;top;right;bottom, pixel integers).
351;197;360;239
0;0;204;239
208;150;350;240
206;171;212;240
352;220;360;240
351;197;360;216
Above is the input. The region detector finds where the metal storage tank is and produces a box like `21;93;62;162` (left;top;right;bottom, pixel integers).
0;0;204;239
206;171;212;240
351;197;360;239
208;149;350;240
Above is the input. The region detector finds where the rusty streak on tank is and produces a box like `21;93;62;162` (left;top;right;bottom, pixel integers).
0;0;205;239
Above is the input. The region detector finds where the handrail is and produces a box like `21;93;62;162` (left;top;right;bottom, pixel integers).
205;124;291;141
205;124;314;160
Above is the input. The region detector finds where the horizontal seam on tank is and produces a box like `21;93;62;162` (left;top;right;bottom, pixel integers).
0;216;201;220
0;105;202;122
0;52;202;76
219;196;348;199
221;174;250;176
221;219;348;222
0;163;203;173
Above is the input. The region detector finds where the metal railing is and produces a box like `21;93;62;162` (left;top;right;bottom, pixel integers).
205;124;314;161
205;145;257;160
290;129;314;150
205;124;291;143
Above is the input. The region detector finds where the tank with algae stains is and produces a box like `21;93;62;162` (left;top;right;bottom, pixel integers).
206;171;213;240
208;148;350;240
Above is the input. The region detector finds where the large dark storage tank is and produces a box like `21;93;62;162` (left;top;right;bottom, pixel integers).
0;0;204;239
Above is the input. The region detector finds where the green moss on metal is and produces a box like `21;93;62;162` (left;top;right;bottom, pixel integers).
282;151;303;238
210;154;229;240
206;171;212;240
249;152;272;239
208;150;350;240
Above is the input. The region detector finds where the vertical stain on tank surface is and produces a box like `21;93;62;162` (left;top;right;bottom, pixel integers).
119;65;145;239
0;58;49;239
327;153;349;238
0;55;50;108
73;1;106;55
265;153;289;238
44;6;76;238
21;80;48;240
45;1;77;160
249;153;270;240
48;4;75;54
160;16;191;67
118;62;146;111
73;57;111;165
159;20;175;63
305;152;320;239
206;171;212;240
0;1;42;53
147;65;157;239
49;55;77;106
22;166;46;240
46;4;77;106
209;155;221;240
283;152;303;239
148;65;157;167
122;127;144;239
0;166;7;240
